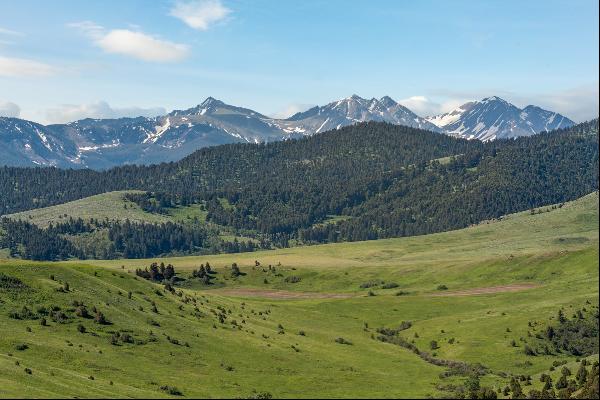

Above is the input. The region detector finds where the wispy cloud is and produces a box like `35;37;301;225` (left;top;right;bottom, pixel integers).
0;55;57;77
426;84;600;122
396;96;468;117
0;101;20;117
69;21;189;63
0;27;24;36
169;0;231;30
398;96;443;117
270;103;315;119
45;101;166;124
511;84;599;123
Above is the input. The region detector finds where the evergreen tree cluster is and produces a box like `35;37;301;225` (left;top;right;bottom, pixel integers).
0;215;263;260
135;262;176;282
0;218;76;260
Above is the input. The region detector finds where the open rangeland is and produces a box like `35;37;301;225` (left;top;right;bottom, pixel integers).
0;192;598;398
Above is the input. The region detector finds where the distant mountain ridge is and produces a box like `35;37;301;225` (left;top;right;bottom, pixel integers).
285;94;442;133
0;94;575;169
426;96;574;141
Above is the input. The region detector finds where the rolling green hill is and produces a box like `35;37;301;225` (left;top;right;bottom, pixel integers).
0;192;597;398
6;191;214;228
6;191;170;227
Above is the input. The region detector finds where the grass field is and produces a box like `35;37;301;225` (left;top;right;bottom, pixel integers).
0;192;598;398
6;191;170;227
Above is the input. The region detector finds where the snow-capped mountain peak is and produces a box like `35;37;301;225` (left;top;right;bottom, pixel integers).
427;97;574;141
379;96;398;108
285;95;442;133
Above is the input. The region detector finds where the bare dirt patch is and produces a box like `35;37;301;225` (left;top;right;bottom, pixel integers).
429;283;540;297
209;288;354;299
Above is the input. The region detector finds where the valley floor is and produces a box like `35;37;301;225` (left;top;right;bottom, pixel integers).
0;192;598;398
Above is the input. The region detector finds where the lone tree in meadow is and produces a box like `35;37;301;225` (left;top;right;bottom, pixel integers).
231;263;242;278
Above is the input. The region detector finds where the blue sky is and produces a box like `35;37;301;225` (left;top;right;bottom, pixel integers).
0;0;598;123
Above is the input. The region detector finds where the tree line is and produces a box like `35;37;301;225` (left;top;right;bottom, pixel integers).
0;217;261;260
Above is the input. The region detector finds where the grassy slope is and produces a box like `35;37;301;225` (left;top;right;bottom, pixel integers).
5;191;170;227
0;192;598;398
4;191;254;245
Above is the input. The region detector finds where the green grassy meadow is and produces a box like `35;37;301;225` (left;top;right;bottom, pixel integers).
0;192;597;398
6;191;170;227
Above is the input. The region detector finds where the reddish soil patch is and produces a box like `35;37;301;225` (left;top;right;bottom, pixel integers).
210;288;354;299
429;283;540;297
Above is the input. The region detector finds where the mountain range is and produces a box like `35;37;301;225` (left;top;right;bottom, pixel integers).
0;95;574;169
426;96;574;141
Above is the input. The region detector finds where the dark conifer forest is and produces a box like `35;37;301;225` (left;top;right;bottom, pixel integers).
0;120;598;260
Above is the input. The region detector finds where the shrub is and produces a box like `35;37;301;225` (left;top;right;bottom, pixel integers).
381;282;399;289
398;321;412;331
110;333;119;346
334;337;352;345
524;345;536;356
15;343;29;351
50;310;68;324
9;306;37;320
246;392;273;399
75;306;89;318
94;311;109;325
437;285;448;291
159;385;182;396
359;280;383;289
0;273;29;290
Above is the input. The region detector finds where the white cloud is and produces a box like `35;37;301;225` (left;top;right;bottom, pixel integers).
398;95;469;117
68;21;104;39
270;103;315;119
97;30;188;62
0;55;57;77
69;21;189;63
170;0;231;30
0;27;23;36
45;101;166;124
439;99;470;114
398;96;443;117
511;84;599;123
0;27;22;46
0;101;20;117
403;84;600;122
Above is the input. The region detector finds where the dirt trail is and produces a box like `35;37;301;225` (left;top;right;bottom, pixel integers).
429;283;540;297
209;288;354;299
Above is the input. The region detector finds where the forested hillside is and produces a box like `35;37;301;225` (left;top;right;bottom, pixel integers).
0;120;597;260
